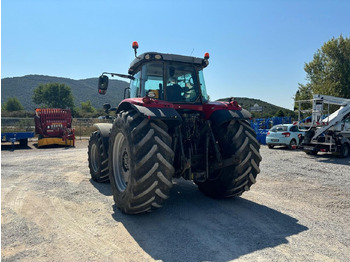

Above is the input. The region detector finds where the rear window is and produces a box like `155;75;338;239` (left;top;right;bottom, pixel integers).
270;126;288;132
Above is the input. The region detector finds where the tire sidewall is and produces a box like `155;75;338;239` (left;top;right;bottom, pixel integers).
88;132;101;180
108;115;136;210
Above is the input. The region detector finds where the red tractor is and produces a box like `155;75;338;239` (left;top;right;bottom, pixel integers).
88;42;261;214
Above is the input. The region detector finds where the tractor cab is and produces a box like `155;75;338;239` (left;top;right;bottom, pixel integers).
128;51;210;104
99;42;210;104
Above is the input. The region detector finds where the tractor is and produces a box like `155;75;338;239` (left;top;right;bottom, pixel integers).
88;42;261;214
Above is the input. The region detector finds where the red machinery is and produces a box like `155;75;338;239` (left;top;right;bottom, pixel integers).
34;108;75;147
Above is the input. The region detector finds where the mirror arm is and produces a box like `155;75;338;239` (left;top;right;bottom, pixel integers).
124;87;131;99
102;72;135;80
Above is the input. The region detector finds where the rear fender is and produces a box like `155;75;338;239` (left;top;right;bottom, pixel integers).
116;101;182;126
93;123;112;156
210;108;251;126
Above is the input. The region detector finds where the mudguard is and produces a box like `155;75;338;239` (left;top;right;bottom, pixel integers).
93;123;112;138
210;108;251;126
93;123;112;156
117;101;183;125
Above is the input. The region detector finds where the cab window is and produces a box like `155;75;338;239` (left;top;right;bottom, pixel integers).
165;63;199;103
141;63;163;99
130;71;141;98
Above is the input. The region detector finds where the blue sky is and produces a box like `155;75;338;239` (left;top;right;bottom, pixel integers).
2;0;350;110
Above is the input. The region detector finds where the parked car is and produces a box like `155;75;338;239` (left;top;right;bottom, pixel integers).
266;124;304;149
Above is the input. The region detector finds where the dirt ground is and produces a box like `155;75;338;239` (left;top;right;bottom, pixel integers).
1;139;350;262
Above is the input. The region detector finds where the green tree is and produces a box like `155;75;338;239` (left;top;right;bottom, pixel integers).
33;83;75;109
2;97;24;111
276;109;285;117
295;35;350;101
80;100;96;113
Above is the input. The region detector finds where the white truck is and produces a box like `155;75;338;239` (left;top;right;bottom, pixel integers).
296;94;350;157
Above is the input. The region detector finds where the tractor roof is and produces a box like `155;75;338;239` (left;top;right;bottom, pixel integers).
128;52;208;75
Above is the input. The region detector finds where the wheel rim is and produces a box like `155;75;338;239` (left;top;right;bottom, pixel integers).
113;133;130;192
90;143;99;172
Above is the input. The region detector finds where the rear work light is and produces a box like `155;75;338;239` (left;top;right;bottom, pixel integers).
282;132;291;137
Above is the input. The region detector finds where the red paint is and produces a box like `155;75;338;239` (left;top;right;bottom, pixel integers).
124;98;242;119
123;98;174;108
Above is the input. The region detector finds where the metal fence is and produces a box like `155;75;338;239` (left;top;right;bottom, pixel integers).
250;117;292;145
1;117;113;140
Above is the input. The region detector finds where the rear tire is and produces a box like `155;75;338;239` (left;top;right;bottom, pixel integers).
88;131;109;182
339;143;349;158
109;110;174;214
196;120;261;198
288;139;297;149
267;144;274;149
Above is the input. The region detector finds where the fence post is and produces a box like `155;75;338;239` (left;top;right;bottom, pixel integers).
79;119;82;140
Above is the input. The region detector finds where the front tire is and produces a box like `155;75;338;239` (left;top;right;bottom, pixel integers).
109;110;175;214
196;120;261;198
88;131;109;182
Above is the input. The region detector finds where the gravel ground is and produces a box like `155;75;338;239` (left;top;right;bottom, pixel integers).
1;140;350;262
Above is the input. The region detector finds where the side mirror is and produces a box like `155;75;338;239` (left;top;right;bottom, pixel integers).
124;87;131;99
103;103;111;113
98;75;109;95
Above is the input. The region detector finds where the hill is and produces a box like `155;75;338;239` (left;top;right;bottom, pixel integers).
1;75;295;117
1;75;128;111
218;97;295;117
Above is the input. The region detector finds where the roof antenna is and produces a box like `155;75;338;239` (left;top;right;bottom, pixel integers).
190;48;194;55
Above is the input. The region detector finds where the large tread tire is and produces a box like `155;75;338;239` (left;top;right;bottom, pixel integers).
88;131;109;182
196;119;261;198
109;110;174;214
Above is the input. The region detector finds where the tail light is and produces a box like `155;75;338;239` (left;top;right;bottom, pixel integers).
282;132;290;137
267;131;270;136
